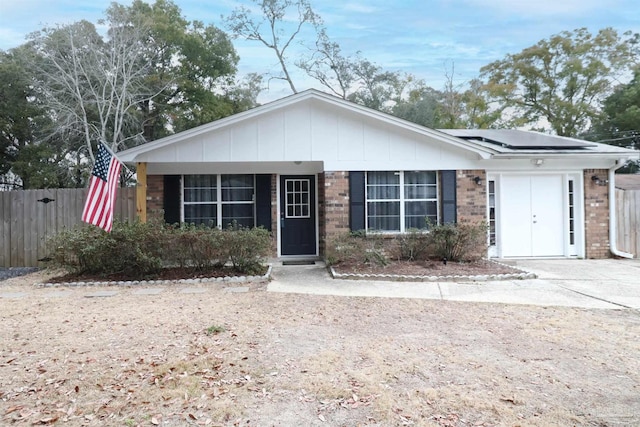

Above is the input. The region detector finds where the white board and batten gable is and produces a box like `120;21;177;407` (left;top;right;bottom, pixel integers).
118;90;494;175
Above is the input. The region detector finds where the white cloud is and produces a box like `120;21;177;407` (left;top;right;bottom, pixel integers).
464;0;608;16
342;2;382;14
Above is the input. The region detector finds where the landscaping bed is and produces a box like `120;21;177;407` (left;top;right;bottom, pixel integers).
330;259;531;280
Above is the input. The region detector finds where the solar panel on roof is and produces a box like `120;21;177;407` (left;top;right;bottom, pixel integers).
439;129;596;149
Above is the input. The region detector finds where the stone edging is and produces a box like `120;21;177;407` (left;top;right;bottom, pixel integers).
34;264;273;288
329;260;537;282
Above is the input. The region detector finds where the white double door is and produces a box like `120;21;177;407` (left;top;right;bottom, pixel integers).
500;175;566;257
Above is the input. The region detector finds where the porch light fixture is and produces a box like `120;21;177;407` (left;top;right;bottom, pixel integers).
532;158;544;166
591;175;607;186
473;176;482;185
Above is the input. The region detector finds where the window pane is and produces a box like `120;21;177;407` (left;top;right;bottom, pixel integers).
367;185;400;200
221;188;253;201
184;204;216;226
222;204;254;228
221;174;253;188
405;201;436;229
367;201;400;231
184;174;217;203
368;171;399;185
367;172;400;200
184;188;217;203
184;175;216;188
221;174;253;202
405;185;437;199
404;171;436;200
405;171;436;185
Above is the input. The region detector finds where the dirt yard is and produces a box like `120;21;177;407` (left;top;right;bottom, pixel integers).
1;270;639;427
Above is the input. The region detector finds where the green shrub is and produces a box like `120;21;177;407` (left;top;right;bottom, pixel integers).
394;228;430;261
222;225;271;274
163;224;226;270
325;232;389;267
429;221;488;262
48;220;164;278
48;220;271;278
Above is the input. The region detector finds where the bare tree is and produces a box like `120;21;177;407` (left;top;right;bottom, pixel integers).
296;29;357;98
225;0;322;93
27;9;168;162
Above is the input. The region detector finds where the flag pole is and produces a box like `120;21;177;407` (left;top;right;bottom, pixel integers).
99;141;133;175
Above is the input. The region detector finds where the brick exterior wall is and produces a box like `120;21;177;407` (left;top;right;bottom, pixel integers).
455;170;487;223
146;175;164;221
584;169;610;258
321;172;350;255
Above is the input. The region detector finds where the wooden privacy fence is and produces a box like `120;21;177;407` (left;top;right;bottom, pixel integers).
0;187;136;267
616;188;640;258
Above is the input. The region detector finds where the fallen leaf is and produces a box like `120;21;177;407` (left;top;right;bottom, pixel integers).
35;416;59;424
318;414;326;422
5;406;22;415
151;417;160;425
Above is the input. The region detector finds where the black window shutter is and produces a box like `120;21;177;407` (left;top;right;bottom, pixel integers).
441;170;457;224
255;174;272;230
349;171;365;232
163;175;181;225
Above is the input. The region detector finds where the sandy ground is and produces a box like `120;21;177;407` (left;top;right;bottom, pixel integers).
1;270;640;427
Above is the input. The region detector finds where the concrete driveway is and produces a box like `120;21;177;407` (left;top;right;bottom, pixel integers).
268;258;640;309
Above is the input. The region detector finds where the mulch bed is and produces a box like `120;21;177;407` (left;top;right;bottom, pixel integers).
45;265;269;284
331;259;523;277
44;260;523;284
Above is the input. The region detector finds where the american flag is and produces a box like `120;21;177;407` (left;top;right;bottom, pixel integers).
81;143;122;232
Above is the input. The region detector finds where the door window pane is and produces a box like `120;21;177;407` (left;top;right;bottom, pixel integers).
285;178;311;218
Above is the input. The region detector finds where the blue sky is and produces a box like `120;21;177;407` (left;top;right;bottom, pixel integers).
1;0;639;101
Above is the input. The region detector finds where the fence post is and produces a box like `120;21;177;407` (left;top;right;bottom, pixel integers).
136;162;147;223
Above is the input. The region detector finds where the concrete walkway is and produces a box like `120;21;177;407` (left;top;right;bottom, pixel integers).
268;259;640;310
2;259;639;310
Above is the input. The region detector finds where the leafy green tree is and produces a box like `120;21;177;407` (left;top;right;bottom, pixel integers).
121;0;248;139
392;86;442;128
589;69;640;172
480;27;631;136
0;49;77;189
460;78;504;129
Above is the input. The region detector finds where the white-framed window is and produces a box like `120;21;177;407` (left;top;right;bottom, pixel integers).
488;179;496;246
366;171;438;232
183;174;255;228
568;179;575;246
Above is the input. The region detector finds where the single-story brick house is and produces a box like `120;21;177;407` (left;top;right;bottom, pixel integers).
118;89;639;259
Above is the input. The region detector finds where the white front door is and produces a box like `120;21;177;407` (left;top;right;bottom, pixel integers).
500;175;565;257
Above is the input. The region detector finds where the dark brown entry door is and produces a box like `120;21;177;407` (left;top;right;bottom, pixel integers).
280;175;316;256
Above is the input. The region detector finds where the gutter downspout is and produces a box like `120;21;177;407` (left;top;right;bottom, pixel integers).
608;159;634;258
